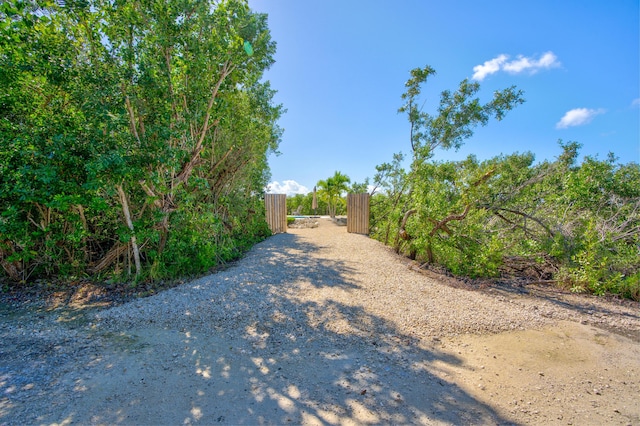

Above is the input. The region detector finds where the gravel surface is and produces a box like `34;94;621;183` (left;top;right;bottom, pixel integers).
1;217;639;425
96;217;638;341
97;222;552;337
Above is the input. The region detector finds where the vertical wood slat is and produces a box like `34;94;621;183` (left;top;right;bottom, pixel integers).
265;194;287;234
347;193;370;235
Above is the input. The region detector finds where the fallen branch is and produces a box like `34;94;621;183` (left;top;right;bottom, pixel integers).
429;204;471;237
88;242;128;274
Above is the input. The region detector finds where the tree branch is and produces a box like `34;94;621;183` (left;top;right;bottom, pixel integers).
490;207;555;237
429;204;471;237
174;61;234;187
138;180;163;208
124;94;141;145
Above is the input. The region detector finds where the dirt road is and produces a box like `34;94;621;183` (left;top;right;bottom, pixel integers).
1;218;639;425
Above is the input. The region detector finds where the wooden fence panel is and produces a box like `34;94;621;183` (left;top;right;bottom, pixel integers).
347;193;370;235
265;194;287;234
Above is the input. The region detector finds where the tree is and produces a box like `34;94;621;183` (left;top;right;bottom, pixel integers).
349;178;370;194
375;65;524;259
0;0;282;284
317;171;350;218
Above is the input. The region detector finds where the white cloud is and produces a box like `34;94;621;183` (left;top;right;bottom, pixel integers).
266;180;309;196
472;54;508;81
556;108;606;129
472;51;560;81
632;98;640;108
539;51;561;68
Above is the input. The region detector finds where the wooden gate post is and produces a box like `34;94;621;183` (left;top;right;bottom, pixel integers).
347;193;370;235
265;194;287;234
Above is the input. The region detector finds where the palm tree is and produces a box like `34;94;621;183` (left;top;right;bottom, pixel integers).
317;171;350;217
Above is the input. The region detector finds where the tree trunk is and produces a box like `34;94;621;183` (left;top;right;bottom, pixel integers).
395;208;417;254
158;214;170;254
74;204;89;261
0;243;22;281
116;184;142;277
399;208;417;240
426;245;434;264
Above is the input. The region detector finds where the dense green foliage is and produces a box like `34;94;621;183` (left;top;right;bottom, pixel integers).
286;172;367;216
0;0;282;284
287;192;328;216
371;67;640;300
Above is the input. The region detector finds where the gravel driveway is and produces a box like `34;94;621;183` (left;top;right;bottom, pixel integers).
1;218;639;425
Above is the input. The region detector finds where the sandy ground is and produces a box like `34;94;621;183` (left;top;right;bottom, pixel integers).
1;218;639;425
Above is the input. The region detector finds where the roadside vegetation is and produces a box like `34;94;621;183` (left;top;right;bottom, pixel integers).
370;66;640;300
0;0;282;287
286;172;369;217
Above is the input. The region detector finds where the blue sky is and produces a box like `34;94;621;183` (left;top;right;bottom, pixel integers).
249;0;640;196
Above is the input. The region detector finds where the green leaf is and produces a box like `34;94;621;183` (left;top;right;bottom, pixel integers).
243;40;253;56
